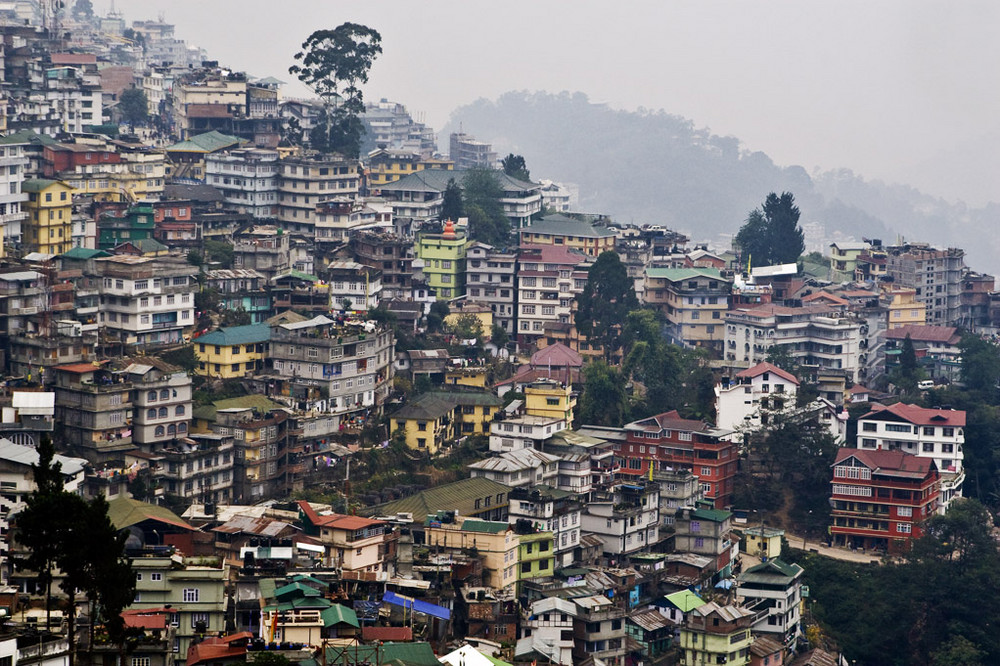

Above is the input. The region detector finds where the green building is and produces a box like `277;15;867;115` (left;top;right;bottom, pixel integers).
517;531;554;582
98;203;156;250
680;601;755;666
416;220;468;300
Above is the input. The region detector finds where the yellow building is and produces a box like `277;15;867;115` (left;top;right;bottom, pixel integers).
22;179;73;255
643;267;731;354
444;366;488;388
390;390;502;454
425;513;520;591
680;602;755;666
524;380;575;423
194;324;270;378
367;148;453;188
517;213;616;257
883;287;926;330
743;526;785;560
518;531;555;582
445;301;494;337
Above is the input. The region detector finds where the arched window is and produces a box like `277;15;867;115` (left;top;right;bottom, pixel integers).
167;424;176;436
160;389;170;400
158;407;167;418
147;391;157;401
154;426;165;437
175;405;185;416
147;408;156;419
178;423;188;433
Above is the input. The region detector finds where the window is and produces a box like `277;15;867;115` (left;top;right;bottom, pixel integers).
897;523;912;534
182;588;200;602
690;520;701;533
943;427;955;437
151;573;162;581
131;658;151;666
897;506;913;517
155;426;165;437
158;407;168;418
175;405;185;416
923;426;935;436
694;537;705;548
885;424;911;433
147;408;156;419
923;442;934;452
191;612;209;629
862;422;878;432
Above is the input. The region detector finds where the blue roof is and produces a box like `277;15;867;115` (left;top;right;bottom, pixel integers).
196;324;270;347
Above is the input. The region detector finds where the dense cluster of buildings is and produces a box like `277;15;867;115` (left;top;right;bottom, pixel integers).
0;4;986;666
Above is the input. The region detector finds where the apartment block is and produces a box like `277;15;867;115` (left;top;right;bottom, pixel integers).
516;245;589;348
466;242;517;334
644;267;731;353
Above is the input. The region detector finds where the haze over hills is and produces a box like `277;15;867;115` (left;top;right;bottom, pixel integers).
443;91;1000;274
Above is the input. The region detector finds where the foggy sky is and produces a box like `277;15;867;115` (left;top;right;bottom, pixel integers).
105;0;1000;207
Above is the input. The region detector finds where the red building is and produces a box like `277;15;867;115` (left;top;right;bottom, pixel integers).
619;411;737;508
43;142;121;176
830;448;940;554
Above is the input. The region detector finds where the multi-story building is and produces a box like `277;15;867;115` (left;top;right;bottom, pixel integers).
390;390;502;454
449;133;497;170
489;414;567;453
856;402;965;511
416;219;468;300
885;243;966;326
516;245;589;347
581;481;660;556
43;63;104;135
517;530;555;582
45;140;166;204
194;324;269;379
313;197;366;244
53;363;134;464
466;242;517;334
211;405;291;501
674;503;738;578
884;287;926;330
324;261;381;312
655;469;703;527
829;241;870;282
22;179;73;255
232;225;291;280
715;362;800;438
643;267;731;353
518;214;616;258
129;356;194;449
152;433;235;505
130;553;228;663
172;70;248;139
349;231;414;301
0;134;29;248
203;268;271;324
830;448;940;553
365;148;453;189
882;324;963;383
205;148;280;219
467;448;561;488
619;411;737;508
297;501;395;576
573;594;627;666
360;100;437;157
508;485;583;568
679;602;755;666
724;303;863;382
424;513;520;591
516;597;576;665
91;255;198;347
524;380;576;422
738;558;804;649
277;153;361;237
264;315;395;422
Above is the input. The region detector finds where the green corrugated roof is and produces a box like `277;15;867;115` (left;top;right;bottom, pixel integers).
520;213;616;239
320;604;359;628
306;643;440;666
644;267;727;281
378;168;537;195
274;581;322;599
274;269;320;283
60;247;111;259
360;477;512;524
664;590;705;612
0;130;57;145
461;519;510;534
196;324;270;347
691;508;732;522
390;394;456;421
741;558;803;580
165;130;242;153
23;178;70;192
425;390;502;407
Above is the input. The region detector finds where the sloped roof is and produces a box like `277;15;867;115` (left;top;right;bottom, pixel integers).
165;130;242;153
750;635;785;657
321;605;359;628
390;394;456;421
360;477;512;523
379;168;538;196
0;439;86;477
520;214;616;239
833;448;936;479
691;507;732;523
644;267;727;282
860;402;965;427
530;342;583;369
60;247;111;260
664;589;705;612
739;558;803;585
23;178;72;192
628;608;675;632
691;601;754;622
107;495;196;531
883;325;960;344
186;634;249;666
458;519;510;534
194;394;286;423
196;324;270;347
735;361;799;385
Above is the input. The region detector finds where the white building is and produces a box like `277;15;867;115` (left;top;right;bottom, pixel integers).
581;482;660;556
516;597;576;665
92;255;198;347
0;135;29;248
489;415;566;453
128;356;194;448
715;362;800;437
467;448;561;489
466;242;517;334
856;402;966;511
325;260;382;312
724;304;863;382
508;485;583;568
737;559;804;648
205;148;280;219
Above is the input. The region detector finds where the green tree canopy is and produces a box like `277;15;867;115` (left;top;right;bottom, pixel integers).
441;177;464;222
959;333;1000;401
289;23;382;157
575;251;638;361
577;361;630;427
462;168;510;245
734;191;805;268
119;88;148;127
501;153;531;182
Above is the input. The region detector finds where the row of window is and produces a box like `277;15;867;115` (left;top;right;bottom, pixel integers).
861;422;958;437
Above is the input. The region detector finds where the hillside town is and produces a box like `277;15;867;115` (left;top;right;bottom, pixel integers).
0;4;996;666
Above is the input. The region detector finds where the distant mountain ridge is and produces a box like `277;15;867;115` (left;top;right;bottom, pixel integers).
442;91;1000;274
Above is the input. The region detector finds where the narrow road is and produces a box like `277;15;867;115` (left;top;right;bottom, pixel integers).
784;533;883;564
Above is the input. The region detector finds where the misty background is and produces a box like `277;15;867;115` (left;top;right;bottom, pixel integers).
103;1;1000;268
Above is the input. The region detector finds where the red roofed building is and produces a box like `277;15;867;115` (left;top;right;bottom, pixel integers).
186;632;252;666
296;501;396;576
620;411;737;508
830;448;940;553
516;244;590;348
857;403;965;510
